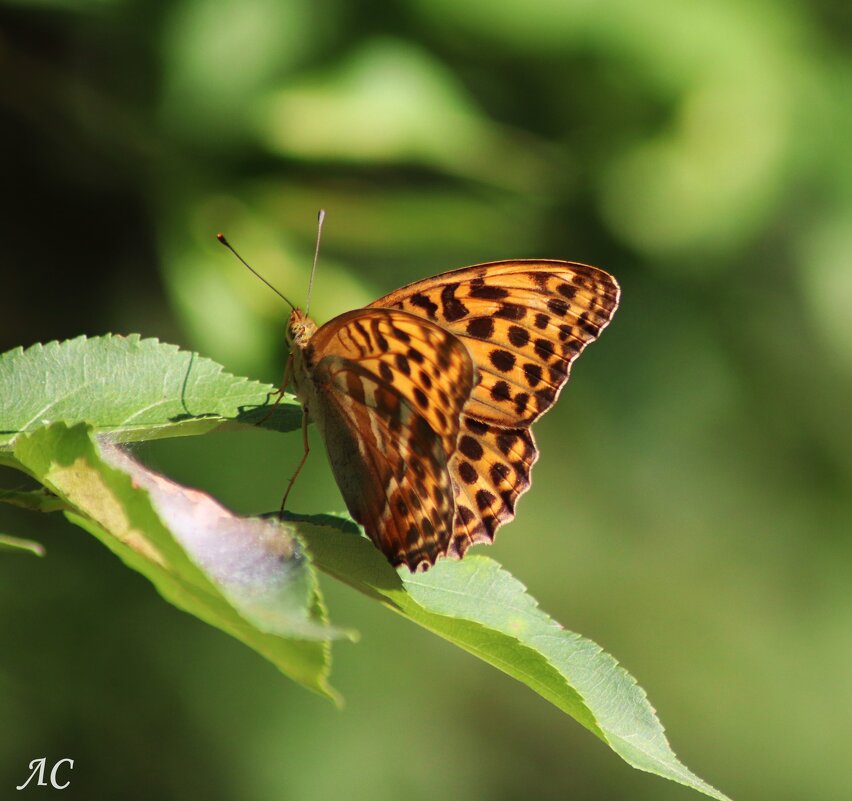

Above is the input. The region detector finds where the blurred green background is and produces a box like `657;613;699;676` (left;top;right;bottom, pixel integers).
1;0;850;799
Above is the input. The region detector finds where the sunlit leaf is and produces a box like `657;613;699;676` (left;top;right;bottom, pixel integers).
11;423;347;701
0;335;300;456
0;533;45;557
295;514;732;801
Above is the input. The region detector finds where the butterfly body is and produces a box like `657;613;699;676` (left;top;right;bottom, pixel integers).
284;260;619;571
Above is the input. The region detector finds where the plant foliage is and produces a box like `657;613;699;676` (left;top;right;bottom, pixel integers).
0;336;730;800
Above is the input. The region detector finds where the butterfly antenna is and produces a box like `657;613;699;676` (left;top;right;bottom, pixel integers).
217;233;296;311
304;208;325;317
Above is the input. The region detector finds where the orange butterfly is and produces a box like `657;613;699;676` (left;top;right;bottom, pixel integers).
283;259;619;571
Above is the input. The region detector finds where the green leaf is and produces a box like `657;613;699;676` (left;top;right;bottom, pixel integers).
12;423;348;702
0;488;68;513
0;533;45;557
0;335;301;453
295;514;732;801
0;334;728;793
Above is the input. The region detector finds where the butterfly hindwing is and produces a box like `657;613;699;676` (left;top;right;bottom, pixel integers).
303;308;476;569
447;416;538;557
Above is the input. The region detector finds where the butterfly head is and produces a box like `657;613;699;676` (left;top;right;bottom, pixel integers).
286;308;317;351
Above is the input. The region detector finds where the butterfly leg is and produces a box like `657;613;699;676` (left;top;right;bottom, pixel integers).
258;353;294;425
280;404;310;512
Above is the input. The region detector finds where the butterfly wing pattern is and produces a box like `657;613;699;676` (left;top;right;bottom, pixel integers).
291;260;619;570
292;308;476;569
367;260;620;564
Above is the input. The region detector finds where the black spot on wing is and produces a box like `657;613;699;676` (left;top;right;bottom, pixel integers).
458;505;476;525
490;462;510;484
458;461;478;484
410;292;438;319
469;283;509;300
440;283;469;322
464;417;489;436
577;312;600;337
395;353;411;375
489;349;516;372
496;303;525;321
467;317;495;338
459;435;484;461
534;338;555;361
508;326;530;347
491;380;511;402
475;489;496;511
523;363;543;387
413;387;429;408
547;298;569;316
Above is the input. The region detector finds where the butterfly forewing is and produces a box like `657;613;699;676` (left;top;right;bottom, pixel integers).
369;260;619;427
365;260;619;560
302;308;475;569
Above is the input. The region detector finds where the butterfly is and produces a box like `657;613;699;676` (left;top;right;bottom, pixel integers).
282;259;619;571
